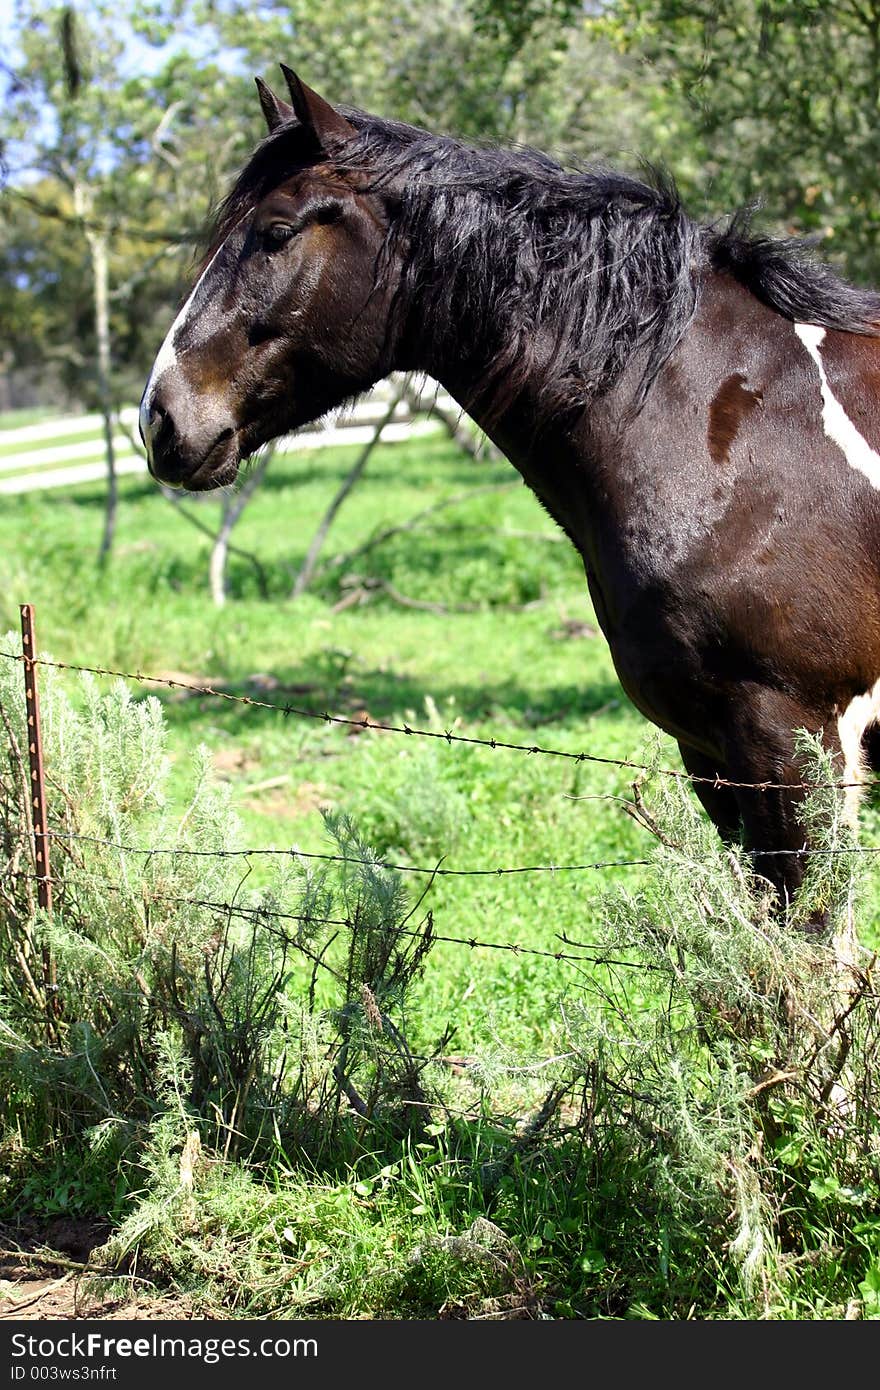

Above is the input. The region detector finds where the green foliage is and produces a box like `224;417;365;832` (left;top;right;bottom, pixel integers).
5;0;880;426
1;1;254;407
321;511;582;610
349;732;471;863
80;749;880;1317
101;1105;514;1317
0;635;442;1211
0;437;878;1316
605;0;880;282
548;744;880;1314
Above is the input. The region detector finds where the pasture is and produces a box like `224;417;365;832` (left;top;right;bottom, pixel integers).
1;421;879;1319
0;427;646;1051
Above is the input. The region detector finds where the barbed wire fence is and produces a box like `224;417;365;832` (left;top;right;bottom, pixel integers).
0;644;871;794
6;600;880;1171
3;605;880;986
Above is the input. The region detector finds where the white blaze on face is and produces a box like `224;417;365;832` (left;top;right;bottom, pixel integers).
139;239;228;460
794;321;880;489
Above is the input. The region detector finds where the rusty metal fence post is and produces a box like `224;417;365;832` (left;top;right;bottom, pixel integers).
19;604;58;1034
20;605;52;916
18;600;59;1031
20;604;57;1021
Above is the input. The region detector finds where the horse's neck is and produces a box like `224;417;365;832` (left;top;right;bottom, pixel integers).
416;271;772;562
428;362;617;561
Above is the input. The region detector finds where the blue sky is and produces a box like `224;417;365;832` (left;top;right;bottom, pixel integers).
0;1;244;82
1;2;246;185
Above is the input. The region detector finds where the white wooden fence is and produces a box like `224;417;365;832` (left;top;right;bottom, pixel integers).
0;379;456;495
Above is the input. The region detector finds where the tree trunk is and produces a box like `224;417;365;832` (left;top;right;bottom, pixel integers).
290;394;402;599
209;447;275;606
90;230;117;565
74;183;117;565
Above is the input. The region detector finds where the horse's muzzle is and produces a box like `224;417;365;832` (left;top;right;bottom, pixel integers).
139;382;239;491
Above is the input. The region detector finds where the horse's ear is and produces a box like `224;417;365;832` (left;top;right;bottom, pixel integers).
279;65;355;146
255;76;294;133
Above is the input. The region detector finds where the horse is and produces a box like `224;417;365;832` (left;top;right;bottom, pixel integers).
139;66;880;923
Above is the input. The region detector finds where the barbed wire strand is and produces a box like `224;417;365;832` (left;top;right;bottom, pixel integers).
0;647;860;793
43;825;880;865
10;868;647;968
44;827;651;876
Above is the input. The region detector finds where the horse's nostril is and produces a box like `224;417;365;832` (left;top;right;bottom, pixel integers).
150;401;175;447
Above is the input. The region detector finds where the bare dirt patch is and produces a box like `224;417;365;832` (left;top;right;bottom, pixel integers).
0;1221;199;1322
241;779;333;820
212;744;260;777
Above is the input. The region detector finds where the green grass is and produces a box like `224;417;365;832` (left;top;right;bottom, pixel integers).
1;431;878;1319
0;406;58;431
0;437;658;1049
0;428;110;460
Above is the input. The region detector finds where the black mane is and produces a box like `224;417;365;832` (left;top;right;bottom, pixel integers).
210;110;880;423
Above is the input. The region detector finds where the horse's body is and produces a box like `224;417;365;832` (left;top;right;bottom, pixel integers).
140;69;880;910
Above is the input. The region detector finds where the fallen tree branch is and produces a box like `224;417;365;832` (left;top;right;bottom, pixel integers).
313;481;517;585
0;1272;74;1318
331;575;545;615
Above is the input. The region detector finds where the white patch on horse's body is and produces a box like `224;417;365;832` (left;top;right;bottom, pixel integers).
794;321;880;489
834;682;878;985
836;675;880;825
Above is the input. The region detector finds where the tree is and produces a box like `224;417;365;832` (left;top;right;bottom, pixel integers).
1;1;254;557
603;0;880;283
209;0;589;145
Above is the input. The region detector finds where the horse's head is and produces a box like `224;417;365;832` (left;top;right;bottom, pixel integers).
139;68;398;490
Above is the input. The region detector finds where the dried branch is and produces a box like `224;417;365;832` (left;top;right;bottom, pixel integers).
290;394;403;598
313;481;517;584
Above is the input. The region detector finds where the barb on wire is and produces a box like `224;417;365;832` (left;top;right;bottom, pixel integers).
0;647;861;793
43;825;880;864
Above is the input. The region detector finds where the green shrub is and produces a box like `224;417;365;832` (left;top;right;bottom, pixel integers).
2;632;878;1318
0;634;440;1214
536;739;880;1314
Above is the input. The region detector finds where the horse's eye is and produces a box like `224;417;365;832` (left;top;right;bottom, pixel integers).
261;222;296;250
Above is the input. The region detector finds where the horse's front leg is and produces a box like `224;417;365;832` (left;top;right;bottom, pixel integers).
677;742;742;845
721;689;840;924
679;727;811;913
724;691;867;1127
